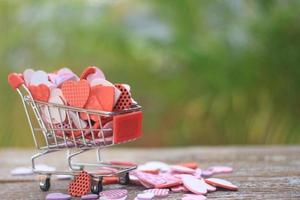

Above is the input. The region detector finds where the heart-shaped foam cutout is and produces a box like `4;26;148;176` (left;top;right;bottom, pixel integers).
80;66;97;80
30;70;54;88
50;88;66;103
81;66;106;80
91;85;115;112
23;69;35;86
90;78;121;105
55;68;79;86
69;111;87;129
61;80;90;108
68;171;90;197
28;84;50;102
80;95;103;122
42;95;66;124
114;84;132;111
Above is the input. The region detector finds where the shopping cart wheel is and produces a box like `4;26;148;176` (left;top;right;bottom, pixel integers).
39;176;51;191
119;173;130;185
91;178;103;194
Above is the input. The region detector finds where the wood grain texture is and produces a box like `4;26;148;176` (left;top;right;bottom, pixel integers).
0;146;299;199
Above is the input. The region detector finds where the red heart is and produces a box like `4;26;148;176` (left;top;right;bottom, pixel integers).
91;85;115;112
68;171;90;197
61;80;90;108
80;66;96;80
114;84;132;111
80;95;103;121
28;84;50;102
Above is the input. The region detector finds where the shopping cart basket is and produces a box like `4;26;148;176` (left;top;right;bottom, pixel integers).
8;73;143;193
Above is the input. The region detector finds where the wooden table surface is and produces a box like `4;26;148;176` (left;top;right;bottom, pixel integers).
0;146;299;200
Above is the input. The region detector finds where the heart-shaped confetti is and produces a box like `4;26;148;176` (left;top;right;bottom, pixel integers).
137;192;155;200
81;194;99;200
69;111;87;129
205;178;238;191
23;69;35;86
42;94;66;124
30;70;54;87
178;162;198;170
114;84;132;111
155;174;182;189
99;189;128;199
98;121;113;138
80;95;102;121
46;193;71;200
28;84;50;102
91;85;115;112
55;68;78;85
182;175;207;195
62;80;90;108
68;171;91;197
182;194;207;200
80;66;97;80
171;165;196;174
80;66;105;80
171;185;189;193
143;189;169;198
90;78;121;105
134;171;166;187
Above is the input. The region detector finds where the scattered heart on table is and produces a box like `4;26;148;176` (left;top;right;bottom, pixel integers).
68;171;91;197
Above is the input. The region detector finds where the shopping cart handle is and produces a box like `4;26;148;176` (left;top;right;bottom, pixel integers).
8;73;24;90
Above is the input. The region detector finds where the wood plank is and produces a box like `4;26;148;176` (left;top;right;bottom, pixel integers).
0;146;299;199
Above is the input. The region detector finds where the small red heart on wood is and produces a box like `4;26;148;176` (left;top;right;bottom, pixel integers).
80;66;97;80
28;84;50;102
68;171;90;197
91;85;115;112
61;80;90;108
114;84;132;111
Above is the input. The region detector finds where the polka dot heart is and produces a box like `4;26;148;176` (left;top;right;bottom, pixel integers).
114;84;132;111
68;171;90;197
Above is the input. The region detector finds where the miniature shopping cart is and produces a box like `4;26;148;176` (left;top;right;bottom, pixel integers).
8;73;142;194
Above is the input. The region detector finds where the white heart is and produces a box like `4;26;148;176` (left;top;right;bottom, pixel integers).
23;69;35;86
30;70;55;88
68;111;87;129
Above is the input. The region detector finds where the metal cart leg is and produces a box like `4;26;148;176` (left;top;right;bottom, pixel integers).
39;175;51;191
96;147;102;162
67;149;88;171
119;172;130;185
31;150;57;192
91;176;103;194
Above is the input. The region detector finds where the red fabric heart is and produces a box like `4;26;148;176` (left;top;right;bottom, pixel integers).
68;171;90;197
61;80;90;108
114;84;132;111
80;66;96;80
91;85;115;112
28;84;50;102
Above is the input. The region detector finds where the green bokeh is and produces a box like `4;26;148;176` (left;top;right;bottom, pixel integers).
1;0;300;147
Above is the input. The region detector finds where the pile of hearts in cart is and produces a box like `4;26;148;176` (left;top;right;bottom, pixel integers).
21;66;139;144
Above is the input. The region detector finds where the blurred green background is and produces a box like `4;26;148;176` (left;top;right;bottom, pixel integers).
1;0;300;147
